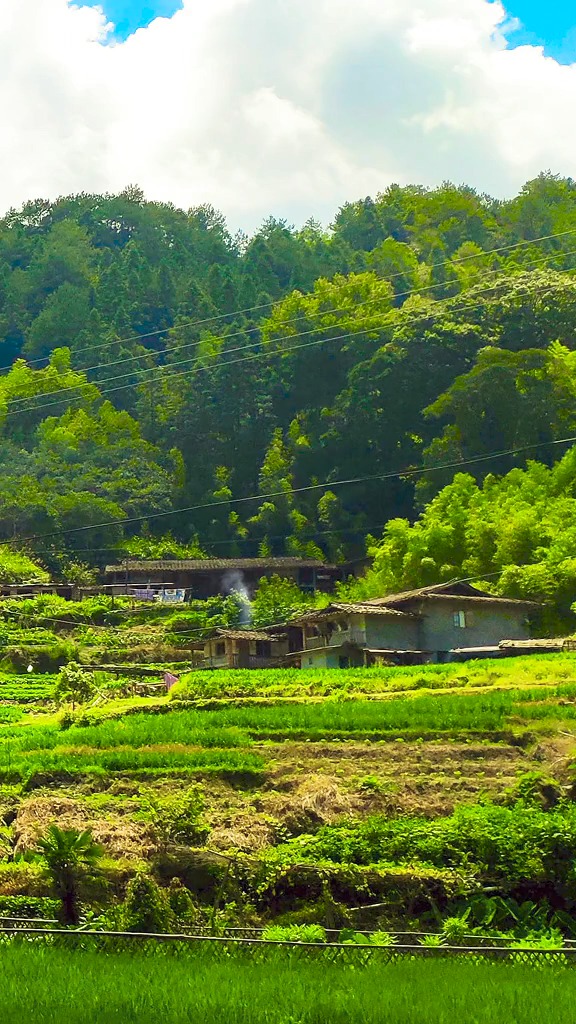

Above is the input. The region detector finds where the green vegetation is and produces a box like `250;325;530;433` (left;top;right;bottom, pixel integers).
5;176;576;988
0;177;575;594
121;873;174;933
0;945;573;1023
36;825;103;925
172;653;576;700
0;748;264;783
0;667;575;940
267;803;576;885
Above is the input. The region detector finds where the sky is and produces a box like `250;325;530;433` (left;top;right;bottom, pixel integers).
502;1;576;63
1;0;576;232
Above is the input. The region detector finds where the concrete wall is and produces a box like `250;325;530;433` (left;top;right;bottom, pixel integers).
364;615;420;651
301;647;342;669
414;600;530;655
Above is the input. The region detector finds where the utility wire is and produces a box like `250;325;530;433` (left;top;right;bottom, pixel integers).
6;226;576;388
8;223;576;373
5;245;576;420
8;271;571;422
21;434;576;543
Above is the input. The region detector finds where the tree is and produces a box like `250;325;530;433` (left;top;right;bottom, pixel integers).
55;662;95;710
251;574;311;627
36;825;103;926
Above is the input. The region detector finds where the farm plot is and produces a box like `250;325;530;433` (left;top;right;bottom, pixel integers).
173;654;576;701
0;711;263;783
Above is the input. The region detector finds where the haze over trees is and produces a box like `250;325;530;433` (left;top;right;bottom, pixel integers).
1;174;576;609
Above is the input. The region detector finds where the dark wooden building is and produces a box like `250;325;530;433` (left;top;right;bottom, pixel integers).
104;557;340;600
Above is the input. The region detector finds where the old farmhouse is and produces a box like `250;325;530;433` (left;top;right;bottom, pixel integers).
290;582;538;668
104;557;340;601
196;629;289;670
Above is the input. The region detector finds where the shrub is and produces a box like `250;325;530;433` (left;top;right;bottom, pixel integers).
3;643;78;674
122;874;174;933
0;895;59;919
143;788;210;851
167;878;197;926
504;771;563;811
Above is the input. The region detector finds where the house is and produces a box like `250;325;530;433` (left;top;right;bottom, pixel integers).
104;557;340;600
290;582;538;668
196;628;289;669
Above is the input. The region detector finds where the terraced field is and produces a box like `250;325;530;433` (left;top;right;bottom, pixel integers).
1;654;576;939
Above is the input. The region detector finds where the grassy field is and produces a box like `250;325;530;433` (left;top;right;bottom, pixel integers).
0;944;574;1024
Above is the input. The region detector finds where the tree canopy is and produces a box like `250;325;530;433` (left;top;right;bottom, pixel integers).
0;174;575;606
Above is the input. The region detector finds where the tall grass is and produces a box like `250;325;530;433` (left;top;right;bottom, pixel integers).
0;944;572;1024
0;711;251;754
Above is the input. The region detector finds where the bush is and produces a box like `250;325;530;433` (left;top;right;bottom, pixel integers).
267;803;576;888
143;788;210;850
167;878;197;926
3;643;78;674
0;895;59;919
121;874;174;933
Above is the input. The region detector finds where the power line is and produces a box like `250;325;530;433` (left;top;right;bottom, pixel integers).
21;434;576;543
10;223;576;374
11;239;576;402
5;245;576;420
7;225;576;390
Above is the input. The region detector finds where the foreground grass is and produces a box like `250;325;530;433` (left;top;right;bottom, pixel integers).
0;944;574;1024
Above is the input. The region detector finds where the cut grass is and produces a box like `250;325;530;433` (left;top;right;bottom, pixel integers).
0;943;573;1024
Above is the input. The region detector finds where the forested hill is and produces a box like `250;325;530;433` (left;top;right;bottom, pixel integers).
2;173;576;608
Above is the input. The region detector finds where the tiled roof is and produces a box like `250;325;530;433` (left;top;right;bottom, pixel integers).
214;629;282;642
105;557;335;573
499;637;573;650
363;582;538;608
292;603;415;623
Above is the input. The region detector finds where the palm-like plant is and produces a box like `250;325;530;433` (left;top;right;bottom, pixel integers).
36;825;103;926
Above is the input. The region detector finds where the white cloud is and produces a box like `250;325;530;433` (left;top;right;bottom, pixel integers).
0;0;575;229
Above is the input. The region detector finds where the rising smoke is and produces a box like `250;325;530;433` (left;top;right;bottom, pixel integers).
222;571;252;626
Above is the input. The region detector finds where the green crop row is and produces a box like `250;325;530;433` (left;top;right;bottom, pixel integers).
0;712;252;756
172;654;576;701
266;802;576;886
0;747;264;782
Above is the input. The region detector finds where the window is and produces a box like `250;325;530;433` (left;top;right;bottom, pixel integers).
453;611;467;629
215;642;226;656
256;641;271;658
339;655;350;669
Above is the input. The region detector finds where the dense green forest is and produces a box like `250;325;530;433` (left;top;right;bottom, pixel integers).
2;174;576;609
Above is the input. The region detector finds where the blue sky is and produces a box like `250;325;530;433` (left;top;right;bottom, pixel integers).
500;1;576;63
92;1;182;40
92;1;576;62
